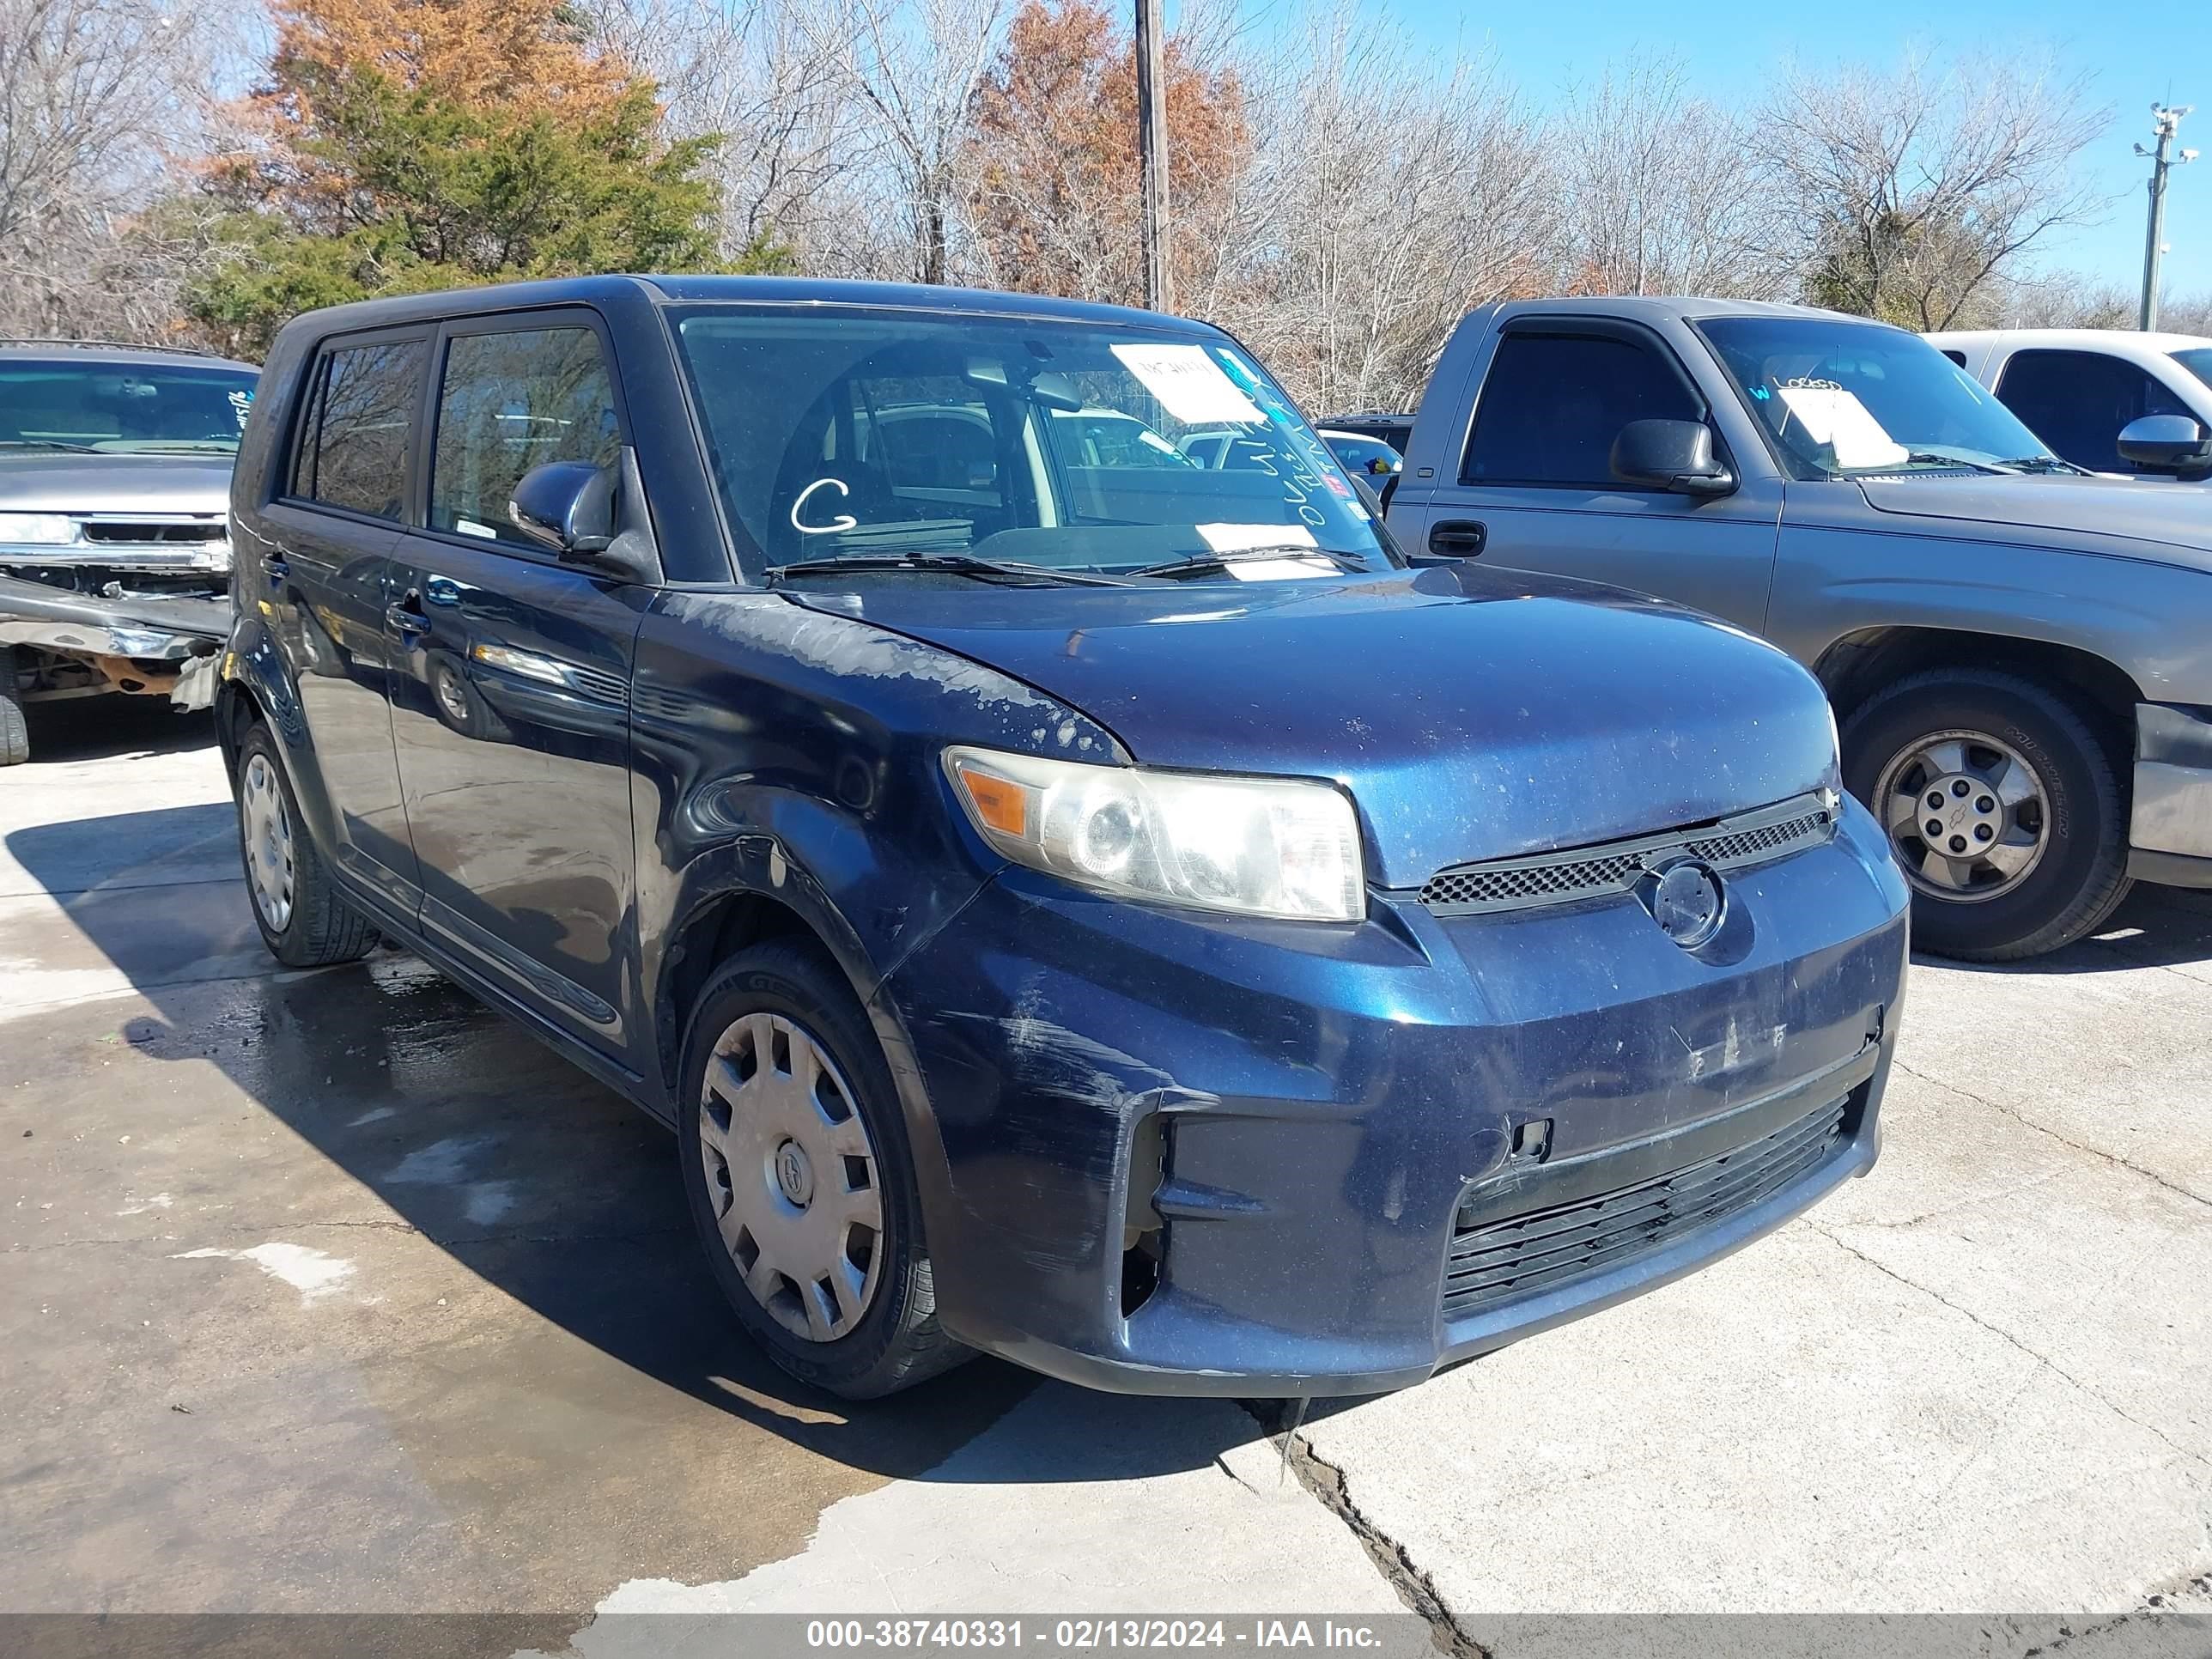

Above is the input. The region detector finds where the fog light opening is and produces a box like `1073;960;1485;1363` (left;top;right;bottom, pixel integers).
1121;1113;1167;1319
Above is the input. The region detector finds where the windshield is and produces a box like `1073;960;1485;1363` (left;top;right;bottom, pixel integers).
672;306;1393;581
1696;318;2057;477
2173;348;2212;395
0;358;258;453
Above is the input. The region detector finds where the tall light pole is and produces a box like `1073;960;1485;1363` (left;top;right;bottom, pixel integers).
2136;104;2196;331
1135;0;1170;311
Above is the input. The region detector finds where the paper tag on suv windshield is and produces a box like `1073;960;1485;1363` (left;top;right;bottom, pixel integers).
1198;522;1317;553
1112;345;1267;426
1775;386;1909;468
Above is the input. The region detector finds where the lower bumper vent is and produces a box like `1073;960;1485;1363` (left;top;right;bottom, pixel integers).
1441;1095;1850;1320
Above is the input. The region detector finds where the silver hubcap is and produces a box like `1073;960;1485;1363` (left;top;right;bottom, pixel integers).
240;754;295;932
1875;729;2048;902
697;1012;883;1343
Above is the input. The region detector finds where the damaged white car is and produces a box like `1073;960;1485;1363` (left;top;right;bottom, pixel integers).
1;341;257;764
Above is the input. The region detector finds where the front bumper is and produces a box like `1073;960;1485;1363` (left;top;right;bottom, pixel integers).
2130;703;2212;886
879;796;1911;1395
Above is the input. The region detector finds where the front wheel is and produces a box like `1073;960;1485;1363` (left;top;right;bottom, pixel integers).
678;942;969;1399
1842;669;2130;962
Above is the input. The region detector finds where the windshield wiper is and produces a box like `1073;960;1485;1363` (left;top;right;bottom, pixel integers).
1995;455;2084;475
1897;451;2009;475
0;439;98;453
763;551;1140;587
1124;545;1371;580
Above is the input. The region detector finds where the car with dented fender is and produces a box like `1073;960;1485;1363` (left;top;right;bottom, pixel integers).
218;276;1909;1398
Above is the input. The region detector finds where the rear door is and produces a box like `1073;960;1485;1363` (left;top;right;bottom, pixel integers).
383;311;648;1066
1406;319;1783;634
256;330;428;912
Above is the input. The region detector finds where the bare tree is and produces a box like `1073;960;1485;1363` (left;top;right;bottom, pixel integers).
1758;52;2112;331
1211;18;1555;413
0;0;241;340
1557;58;1790;298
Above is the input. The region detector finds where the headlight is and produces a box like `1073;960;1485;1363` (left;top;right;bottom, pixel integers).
0;513;74;545
945;745;1364;922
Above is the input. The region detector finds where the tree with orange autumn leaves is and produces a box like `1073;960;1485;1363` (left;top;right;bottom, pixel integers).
963;0;1247;308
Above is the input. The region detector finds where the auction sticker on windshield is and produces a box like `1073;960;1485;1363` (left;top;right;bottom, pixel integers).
1111;343;1266;426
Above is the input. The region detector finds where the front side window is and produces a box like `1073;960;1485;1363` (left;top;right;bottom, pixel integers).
430;326;621;546
1461;331;1705;488
292;340;424;520
1698;317;2057;479
0;359;257;454
1996;349;2191;473
672;306;1390;580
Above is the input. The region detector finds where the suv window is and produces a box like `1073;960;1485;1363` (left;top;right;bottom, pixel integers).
291;340;424;520
1995;349;2192;472
1462;331;1704;487
430;326;621;546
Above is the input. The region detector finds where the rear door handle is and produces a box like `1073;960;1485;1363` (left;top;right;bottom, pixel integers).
1428;520;1487;558
385;592;432;638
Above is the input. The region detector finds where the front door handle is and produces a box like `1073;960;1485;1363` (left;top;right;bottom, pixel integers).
1428;520;1488;558
385;592;432;638
259;554;290;583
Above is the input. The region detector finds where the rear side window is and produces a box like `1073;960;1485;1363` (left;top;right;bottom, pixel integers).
429;325;622;546
1462;331;1703;487
1995;349;2193;472
1938;349;1968;368
290;340;423;520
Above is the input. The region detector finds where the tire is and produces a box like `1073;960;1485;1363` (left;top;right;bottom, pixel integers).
234;720;380;968
0;646;29;767
678;941;969;1399
1842;668;2131;962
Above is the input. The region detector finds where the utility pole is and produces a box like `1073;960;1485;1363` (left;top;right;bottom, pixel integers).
2136;104;2196;331
1135;0;1170;312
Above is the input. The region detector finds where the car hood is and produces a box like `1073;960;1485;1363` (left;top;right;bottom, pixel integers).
789;563;1838;890
1858;474;2212;571
0;452;234;515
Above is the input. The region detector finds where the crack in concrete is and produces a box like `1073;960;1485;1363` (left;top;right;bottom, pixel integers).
1889;1058;2212;1213
1239;1402;1490;1659
2021;1568;2212;1656
3;1220;686;1255
1809;1222;2212;1477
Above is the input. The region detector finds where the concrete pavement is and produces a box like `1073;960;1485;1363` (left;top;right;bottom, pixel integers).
3;696;2209;1652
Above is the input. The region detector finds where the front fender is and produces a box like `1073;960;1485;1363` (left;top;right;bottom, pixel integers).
217;606;343;850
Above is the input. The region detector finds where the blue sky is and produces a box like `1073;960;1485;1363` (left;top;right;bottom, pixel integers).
1280;0;2209;296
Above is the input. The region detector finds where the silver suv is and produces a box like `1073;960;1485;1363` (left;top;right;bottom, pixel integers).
0;340;257;763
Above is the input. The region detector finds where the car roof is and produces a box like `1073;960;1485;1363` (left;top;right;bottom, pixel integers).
268;274;1224;343
1494;295;1873;326
1924;327;2212;352
0;339;258;373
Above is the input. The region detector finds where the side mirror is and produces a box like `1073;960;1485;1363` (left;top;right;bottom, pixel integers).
2117;414;2212;476
1610;418;1736;497
509;461;616;556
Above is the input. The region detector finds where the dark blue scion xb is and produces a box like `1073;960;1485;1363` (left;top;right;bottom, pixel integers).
219;276;1910;1398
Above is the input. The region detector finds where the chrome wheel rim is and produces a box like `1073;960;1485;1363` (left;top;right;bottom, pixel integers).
1875;728;2048;903
240;753;295;932
697;1012;883;1343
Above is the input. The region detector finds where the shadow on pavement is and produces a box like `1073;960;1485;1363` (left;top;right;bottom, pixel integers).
1923;882;2212;975
6;799;1276;1492
18;695;216;765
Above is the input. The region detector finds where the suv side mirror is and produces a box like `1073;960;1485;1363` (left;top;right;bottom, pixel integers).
510;461;616;556
2117;414;2212;476
1611;418;1735;497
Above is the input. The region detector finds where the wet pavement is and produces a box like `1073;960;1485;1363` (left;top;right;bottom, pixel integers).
4;696;2209;1649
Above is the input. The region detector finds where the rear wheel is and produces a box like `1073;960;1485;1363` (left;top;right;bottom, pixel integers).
678;941;969;1399
235;722;379;968
1842;669;2130;961
0;647;29;766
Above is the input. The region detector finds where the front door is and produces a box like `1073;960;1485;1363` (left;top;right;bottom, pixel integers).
1404;320;1783;635
254;331;429;913
384;314;647;1065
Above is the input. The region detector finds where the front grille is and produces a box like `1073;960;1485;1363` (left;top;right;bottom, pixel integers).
1441;1095;1849;1320
77;520;226;544
1419;792;1837;915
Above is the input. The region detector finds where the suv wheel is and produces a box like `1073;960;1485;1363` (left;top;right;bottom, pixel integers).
678;942;969;1399
1;647;29;766
235;723;380;967
1842;669;2130;961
